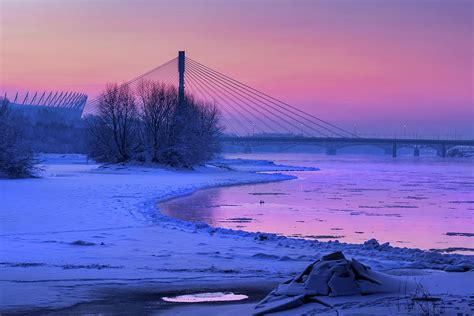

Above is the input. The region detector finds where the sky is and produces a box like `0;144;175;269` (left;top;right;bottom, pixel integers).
1;0;473;137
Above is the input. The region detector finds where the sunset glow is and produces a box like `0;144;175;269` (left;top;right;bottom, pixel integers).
1;0;472;136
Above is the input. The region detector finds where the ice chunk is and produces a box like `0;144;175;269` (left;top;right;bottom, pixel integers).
254;251;409;314
253;294;305;316
328;274;360;296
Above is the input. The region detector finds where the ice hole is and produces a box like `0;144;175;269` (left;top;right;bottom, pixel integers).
162;292;248;303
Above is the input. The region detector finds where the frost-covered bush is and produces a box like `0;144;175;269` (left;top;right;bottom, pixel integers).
87;81;222;166
86;84;141;163
0;99;35;178
164;94;222;167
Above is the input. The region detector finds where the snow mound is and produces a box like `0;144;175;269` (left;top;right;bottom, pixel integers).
254;251;404;315
209;158;319;172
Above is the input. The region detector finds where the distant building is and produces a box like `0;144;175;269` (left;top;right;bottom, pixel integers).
1;91;87;122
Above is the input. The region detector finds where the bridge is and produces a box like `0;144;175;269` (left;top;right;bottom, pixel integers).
222;136;474;157
85;51;474;157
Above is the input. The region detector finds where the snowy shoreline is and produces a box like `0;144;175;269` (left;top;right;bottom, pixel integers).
0;154;473;314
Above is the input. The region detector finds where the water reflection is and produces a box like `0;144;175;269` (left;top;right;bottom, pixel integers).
159;154;474;252
162;189;224;227
162;292;248;303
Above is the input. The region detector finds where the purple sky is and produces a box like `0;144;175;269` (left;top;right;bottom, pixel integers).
1;0;473;137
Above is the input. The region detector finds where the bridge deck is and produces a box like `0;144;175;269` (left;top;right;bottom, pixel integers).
221;136;474;146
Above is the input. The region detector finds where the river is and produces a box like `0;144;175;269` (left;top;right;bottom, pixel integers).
159;153;474;253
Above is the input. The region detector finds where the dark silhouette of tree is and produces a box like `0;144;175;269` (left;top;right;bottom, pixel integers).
136;81;177;162
87;81;222;166
87;84;141;162
0;98;35;178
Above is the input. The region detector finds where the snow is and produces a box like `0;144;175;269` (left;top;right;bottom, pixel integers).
0;154;473;314
252;250;466;315
208;158;319;172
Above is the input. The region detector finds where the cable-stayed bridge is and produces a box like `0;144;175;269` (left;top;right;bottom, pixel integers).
84;51;474;157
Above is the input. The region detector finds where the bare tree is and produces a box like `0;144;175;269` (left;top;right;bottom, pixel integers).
0;98;8;118
87;81;222;166
165;94;222;167
88;84;140;162
0;98;35;178
136;80;177;162
195;100;222;161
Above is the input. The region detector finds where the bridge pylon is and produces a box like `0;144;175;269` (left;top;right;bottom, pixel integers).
178;51;185;107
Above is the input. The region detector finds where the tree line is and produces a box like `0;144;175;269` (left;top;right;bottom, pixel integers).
0;80;222;177
0;98;35;177
87;81;222;167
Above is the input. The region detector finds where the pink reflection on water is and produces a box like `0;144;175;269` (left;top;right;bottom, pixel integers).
159;154;474;252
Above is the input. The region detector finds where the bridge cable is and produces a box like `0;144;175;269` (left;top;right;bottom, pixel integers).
187;57;355;137
186;66;269;135
186;66;282;135
86;61;178;115
187;58;336;137
184;70;241;136
187;57;357;138
186;68;254;135
187;60;326;137
187;59;335;137
88;61;178;115
184;71;243;135
185;67;262;135
188;64;307;136
84;57;178;115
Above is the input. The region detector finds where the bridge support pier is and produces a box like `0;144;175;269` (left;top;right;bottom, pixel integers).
220;137;472;158
437;143;446;158
414;147;420;157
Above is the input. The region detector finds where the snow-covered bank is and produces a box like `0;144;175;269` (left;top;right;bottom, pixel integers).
208;158;319;172
0;154;472;314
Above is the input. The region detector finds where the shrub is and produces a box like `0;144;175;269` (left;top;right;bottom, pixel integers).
0;98;35;178
86;81;222;167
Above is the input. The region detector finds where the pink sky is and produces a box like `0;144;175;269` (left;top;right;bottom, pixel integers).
1;0;472;136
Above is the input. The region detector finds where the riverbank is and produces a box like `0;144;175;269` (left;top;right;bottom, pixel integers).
0;154;472;314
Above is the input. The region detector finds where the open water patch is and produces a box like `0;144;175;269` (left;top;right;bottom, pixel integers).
162;292;248;303
158;153;474;251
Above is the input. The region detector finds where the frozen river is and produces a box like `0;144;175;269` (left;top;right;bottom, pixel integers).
159;154;474;253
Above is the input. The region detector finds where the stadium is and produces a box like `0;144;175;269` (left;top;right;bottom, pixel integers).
1;90;87;121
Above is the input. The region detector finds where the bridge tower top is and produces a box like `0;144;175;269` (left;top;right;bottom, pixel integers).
178;51;185;106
